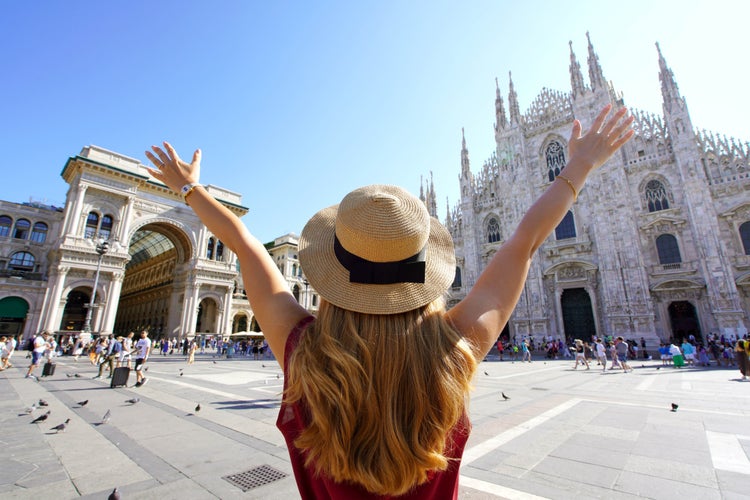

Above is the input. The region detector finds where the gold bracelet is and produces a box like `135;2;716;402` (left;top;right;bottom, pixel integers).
556;174;578;202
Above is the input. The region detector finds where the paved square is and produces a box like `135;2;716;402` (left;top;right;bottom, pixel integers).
2;353;748;499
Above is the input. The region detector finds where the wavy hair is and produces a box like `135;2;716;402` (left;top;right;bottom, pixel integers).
285;298;477;496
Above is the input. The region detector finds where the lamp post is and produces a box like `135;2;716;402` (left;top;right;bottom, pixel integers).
83;239;110;334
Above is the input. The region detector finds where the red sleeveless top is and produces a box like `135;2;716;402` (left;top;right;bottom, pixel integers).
276;316;470;499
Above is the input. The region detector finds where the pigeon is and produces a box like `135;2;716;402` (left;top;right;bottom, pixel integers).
262;364;266;368
212;361;217;364
77;400;89;407
67;373;74;378
671;403;679;412
195;404;201;412
180;372;184;376
276;374;280;379
31;411;50;424
108;487;121;500
484;371;489;376
101;409;111;424
38;399;49;407
502;392;511;400
50;418;70;432
74;373;82;378
23;403;37;414
125;397;140;405
656;366;661;370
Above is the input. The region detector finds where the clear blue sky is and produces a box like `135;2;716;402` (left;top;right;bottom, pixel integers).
2;1;748;243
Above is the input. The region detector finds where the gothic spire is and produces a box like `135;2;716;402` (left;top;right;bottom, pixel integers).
569;40;586;97
494;77;507;130
508;71;521;126
657;42;683;113
461;127;471;177
586;31;605;91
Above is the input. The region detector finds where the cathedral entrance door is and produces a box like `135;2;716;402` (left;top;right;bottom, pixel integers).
60;289;89;333
668;301;702;343
561;288;596;343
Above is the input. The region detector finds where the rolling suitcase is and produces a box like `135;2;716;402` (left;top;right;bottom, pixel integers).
110;366;130;388
42;361;56;377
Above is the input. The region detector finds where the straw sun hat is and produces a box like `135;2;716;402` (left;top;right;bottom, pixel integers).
299;185;456;315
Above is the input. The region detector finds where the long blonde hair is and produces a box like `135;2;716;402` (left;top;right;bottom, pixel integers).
285;298;477;496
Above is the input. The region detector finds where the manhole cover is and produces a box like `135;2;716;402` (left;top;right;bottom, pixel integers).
223;464;288;491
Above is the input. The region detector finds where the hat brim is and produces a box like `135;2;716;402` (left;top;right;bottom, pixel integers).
299;204;456;315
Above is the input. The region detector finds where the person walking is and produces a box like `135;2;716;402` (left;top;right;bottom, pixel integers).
25;332;50;380
133;331;151;387
94;335;122;379
615;337;633;372
594;338;607;372
187;338;198;365
146;104;633;498
573;339;589;370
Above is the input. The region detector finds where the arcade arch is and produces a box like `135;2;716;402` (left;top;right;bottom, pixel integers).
113;222;193;338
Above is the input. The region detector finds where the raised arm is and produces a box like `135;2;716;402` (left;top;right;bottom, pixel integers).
145;143;309;364
447;105;634;358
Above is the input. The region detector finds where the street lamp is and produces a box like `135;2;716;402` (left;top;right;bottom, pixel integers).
303;278;309;311
83;239;110;333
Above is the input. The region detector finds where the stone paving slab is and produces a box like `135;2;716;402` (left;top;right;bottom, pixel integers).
2;353;749;499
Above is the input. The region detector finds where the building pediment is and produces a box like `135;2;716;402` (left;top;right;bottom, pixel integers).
719;202;750;220
651;278;704;291
543;260;597;277
639;213;687;232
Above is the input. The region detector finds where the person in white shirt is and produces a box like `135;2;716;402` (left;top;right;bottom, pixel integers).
25;332;50;380
119;331;134;369
595;338;607;372
133;330;151;387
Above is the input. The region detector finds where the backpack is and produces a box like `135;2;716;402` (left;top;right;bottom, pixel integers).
25;337;35;351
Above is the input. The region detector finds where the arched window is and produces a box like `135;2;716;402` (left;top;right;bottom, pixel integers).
487;217;501;243
30;222;48;243
451;267;462;288
656;234;681;264
206;238;215;259
85;212;99;239
0;215;11;237
546;141;566;182
13;219;30;239
9;251;35;270
215;241;224;261
645;180;670;212
99;215;113;240
555;211;576;240
740;221;750;255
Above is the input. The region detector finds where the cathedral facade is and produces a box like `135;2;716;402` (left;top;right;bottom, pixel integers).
426;34;750;346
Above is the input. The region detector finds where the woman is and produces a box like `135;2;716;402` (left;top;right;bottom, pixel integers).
146;104;632;498
735;339;748;380
573;339;589;370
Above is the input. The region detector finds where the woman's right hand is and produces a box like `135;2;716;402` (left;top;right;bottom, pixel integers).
145;142;201;194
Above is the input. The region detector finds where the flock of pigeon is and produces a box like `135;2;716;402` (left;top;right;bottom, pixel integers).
23;365;210;434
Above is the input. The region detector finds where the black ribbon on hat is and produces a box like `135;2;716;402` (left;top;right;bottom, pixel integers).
334;236;426;284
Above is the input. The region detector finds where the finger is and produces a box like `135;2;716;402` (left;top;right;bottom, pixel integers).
569;119;582;141
610;129;635;150
144;151;162;167
151;146;171;165
608;114;635;144
192;149;201;166
601;107;629;136
590;104;613;133
162;142;181;164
